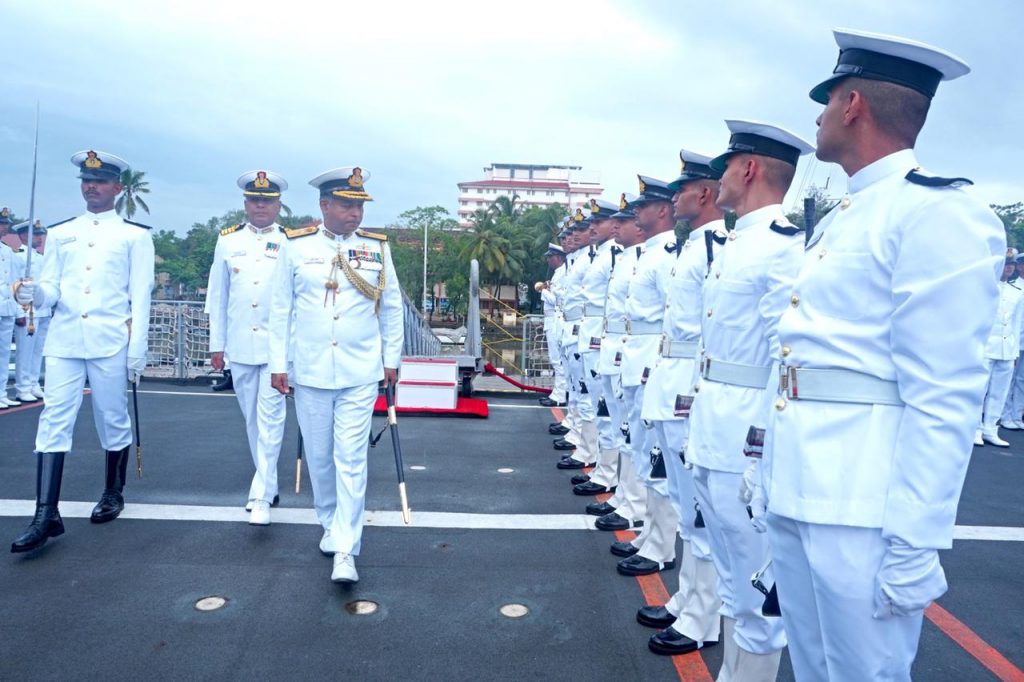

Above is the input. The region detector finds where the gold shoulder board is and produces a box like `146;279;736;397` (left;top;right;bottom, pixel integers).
355;228;388;241
284;225;320;239
220;223;244;236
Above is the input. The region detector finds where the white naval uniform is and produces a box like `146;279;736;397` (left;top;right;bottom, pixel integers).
687;204;798;661
576;240;618;486
621;229;679;565
33;210;154;453
764;150;1005;681
268;226;403;556
1001;281;1024;423
599;245;645;523
13;246;53;396
542;264;567;401
640;221;726;642
560;249;596;463
1;243;20;399
980;280;1024;432
206;222;288;504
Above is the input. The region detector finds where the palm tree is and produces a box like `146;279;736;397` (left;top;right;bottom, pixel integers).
115;169;151;219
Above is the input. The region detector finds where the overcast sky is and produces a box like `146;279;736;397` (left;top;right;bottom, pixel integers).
2;0;1020;232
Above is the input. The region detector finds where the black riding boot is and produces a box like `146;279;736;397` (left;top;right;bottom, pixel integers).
211;369;233;392
11;452;66;553
91;447;129;524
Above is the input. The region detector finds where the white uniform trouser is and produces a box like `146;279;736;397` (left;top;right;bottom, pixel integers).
15;317;50;394
981;357;1014;431
0;316;13;394
623;383;674;562
544;322;566;400
767;513;923;682
295;381;377;556
606;382;646;523
231;362;286;504
580;350;616;488
35;347;131;453
692;465;786;655
1001;351;1024;422
656;419;721;642
563;343;595;463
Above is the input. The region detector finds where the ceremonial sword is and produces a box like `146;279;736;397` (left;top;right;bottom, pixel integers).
132;382;143;478
20;103;41;335
370;383;411;524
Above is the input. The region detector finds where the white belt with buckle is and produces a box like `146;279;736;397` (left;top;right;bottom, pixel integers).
626;319;662;335
583;303;605;318
605;319;628;334
660;338;699;359
779;366;903;406
564;306;584;322
701;358;771;389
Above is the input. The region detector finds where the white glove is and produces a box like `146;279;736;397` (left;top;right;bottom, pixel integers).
873;541;948;619
14;281;37;306
127;356;146;385
740;461;768;533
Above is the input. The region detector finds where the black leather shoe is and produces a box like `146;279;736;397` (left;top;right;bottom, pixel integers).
211;369;233;392
570;473;590;485
91;447;129;524
11;452;66;553
586;501;616;516
648;627;718;656
549;424;570;435
617;555;675;576
637;605;675;629
595;512;641;531
556;458;590;470
574;481;614;496
611;540;640;558
553;439;576;451
539;396;557;407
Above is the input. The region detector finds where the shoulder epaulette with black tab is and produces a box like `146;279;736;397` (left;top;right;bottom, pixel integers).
1010;281;1021;290
770;220;804;237
125;219;153;230
48;217;74;229
220;223;244;236
284;225;319;239
905;169;973;189
665;239;682;254
356;228;387;241
711;232;727;245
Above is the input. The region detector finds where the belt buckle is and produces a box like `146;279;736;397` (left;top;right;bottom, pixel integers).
701;356;711;379
658;335;666;356
785;366;799;399
625;318;632;334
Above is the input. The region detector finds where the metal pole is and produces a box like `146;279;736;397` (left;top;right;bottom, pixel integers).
422;220;428;315
176;304;186;381
520;318;528;391
803;196;817;246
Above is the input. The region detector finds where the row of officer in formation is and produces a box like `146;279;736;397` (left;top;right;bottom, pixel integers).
0;212;51;408
8;152;403;586
538;28;1004;682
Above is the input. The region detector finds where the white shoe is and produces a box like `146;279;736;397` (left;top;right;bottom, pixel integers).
0;402;7;410
245;499;254;512
249;500;271;525
982;430;1009;448
16;392;39;403
974;430;984;446
1002;419;1023;431
31;387;44;399
331;552;358;583
2;396;21;407
319;530;335;556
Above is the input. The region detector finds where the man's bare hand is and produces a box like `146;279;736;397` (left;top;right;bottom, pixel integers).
211;351;225;371
271;373;290;395
383;367;398;387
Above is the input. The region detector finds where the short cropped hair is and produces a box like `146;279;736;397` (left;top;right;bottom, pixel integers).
838;77;932;147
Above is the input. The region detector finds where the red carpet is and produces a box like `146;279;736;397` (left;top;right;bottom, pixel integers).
373;395;489;418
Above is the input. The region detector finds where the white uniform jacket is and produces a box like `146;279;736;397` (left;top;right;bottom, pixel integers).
544;264;567;336
1;243;21;317
205;223;285;365
622;230;676;387
559;250;592;346
35;210;154;360
577;241;616;354
687;204;803;473
268;227;403;389
642;222;725;421
598;245;641;376
984;280;1024;361
14;247;52;318
765;150;1005;549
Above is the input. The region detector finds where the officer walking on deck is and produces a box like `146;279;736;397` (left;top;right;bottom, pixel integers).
762;29;1005;681
205;171;290;524
13;220;51;403
268;166;403;584
11;150;155;553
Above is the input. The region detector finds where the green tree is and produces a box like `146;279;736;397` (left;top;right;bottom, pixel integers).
994;203;1024;249
115;169;151;219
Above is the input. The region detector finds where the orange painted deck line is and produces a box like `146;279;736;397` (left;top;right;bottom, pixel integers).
926;603;1024;681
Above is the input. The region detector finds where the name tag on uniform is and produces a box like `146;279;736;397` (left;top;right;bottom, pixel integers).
58;236;77;245
674;394;694;418
743;427;765;459
230;250;247;257
613;351;622;367
589;336;601;350
304;257;325;265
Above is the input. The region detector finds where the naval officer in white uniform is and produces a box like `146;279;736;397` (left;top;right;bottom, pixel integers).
13;220;52;403
976;250;1024;447
0;208;21;408
206;170;289;525
763;29;1006;681
12;150;154;553
268;166;403;583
